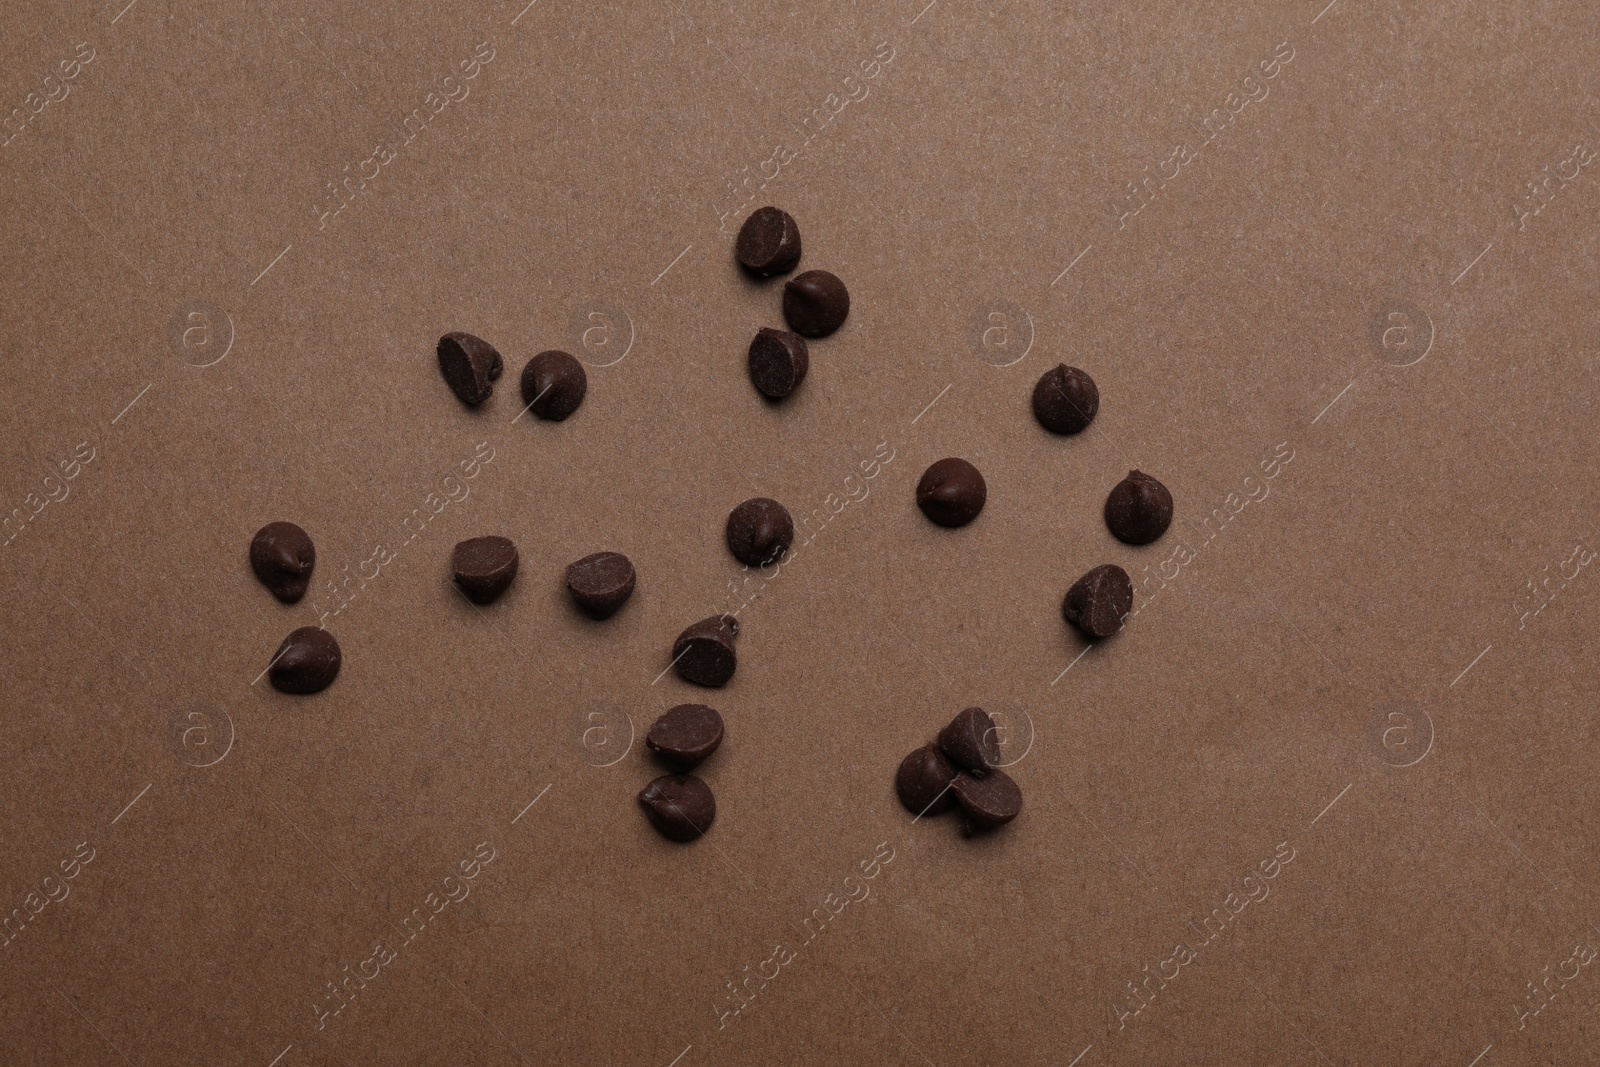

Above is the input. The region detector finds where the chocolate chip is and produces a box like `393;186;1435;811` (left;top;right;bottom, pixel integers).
895;744;958;817
565;551;636;618
672;614;739;688
520;350;587;421
782;270;850;337
951;768;1022;834
638;774;716;842
646;704;725;770
748;328;810;400
437;331;503;406
268;626;341;694
736;206;803;277
916;458;987;528
725;498;794;566
249;521;315;603
452;536;519;604
1105;470;1173;545
1062;564;1134;639
938;707;1001;777
1032;364;1099;434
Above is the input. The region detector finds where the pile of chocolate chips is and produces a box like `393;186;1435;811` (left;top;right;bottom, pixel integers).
637;703;725;843
736;206;851;401
249;521;342;695
895;708;1022;836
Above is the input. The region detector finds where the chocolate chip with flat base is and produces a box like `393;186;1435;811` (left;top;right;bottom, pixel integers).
249;521;315;603
1063;563;1133;638
565;551;635;618
638;774;717;842
782;270;850;337
736;206;803;277
646;704;725;770
726;498;794;566
437;331;503;406
952;767;1022;834
672;615;739;687
748;328;810;399
937;707;1001;777
520;350;587;421
895;743;958;817
1105;470;1173;545
452;536;519;604
268;626;342;694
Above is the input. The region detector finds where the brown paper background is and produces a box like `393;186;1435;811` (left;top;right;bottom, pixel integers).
4;0;1599;1064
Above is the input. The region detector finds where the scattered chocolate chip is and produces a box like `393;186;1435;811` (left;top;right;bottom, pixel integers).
952;768;1022;834
672;615;739;687
725;498;794;566
1032;364;1099;434
520;350;587;421
268;626;342;695
916;458;987;528
249;521;315;603
938;707;1001;777
1063;564;1133;639
736;206;803;277
748;328;810;400
895;743;958;817
1105;470;1173;545
437;331;503;406
638;774;717;842
646;704;725;770
452;536;519;604
782;270;850;337
565;551;636;618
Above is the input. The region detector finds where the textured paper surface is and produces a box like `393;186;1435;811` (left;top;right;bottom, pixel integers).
4;1;1599;1064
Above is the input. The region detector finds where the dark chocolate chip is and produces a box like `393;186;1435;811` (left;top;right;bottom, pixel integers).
748;328;810;400
520;350;587;421
736;206;803;277
1032;364;1099;434
249;521;315;603
916;458;987;528
565;551;636;618
646;704;725;770
268;626;342;694
725;497;794;567
672;614;739;687
1063;564;1133;639
437;331;503;406
782;270;850;337
1105;470;1173;545
452;536;519;604
937;707;1001;777
638;774;716;842
951;767;1022;834
895;743;958;817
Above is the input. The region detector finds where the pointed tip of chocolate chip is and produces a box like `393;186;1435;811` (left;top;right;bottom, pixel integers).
1063;563;1133;638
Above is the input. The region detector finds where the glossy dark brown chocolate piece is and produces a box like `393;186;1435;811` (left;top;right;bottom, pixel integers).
520;350;587;421
1105;470;1173;545
895;743;958;817
268;626;342;695
748;328;810;399
437;331;503;406
725;498;794;567
452;536;519;604
638;774;716;842
937;707;1001;777
565;551;635;618
952;767;1022;834
782;270;850;337
672;615;739;687
916;458;987;528
646;704;725;770
249;521;315;603
1063;564;1133;639
1032;364;1099;434
736;206;803;277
